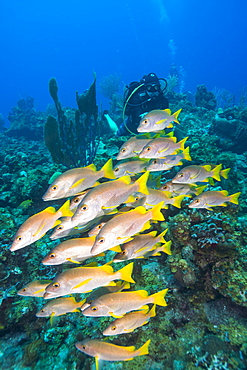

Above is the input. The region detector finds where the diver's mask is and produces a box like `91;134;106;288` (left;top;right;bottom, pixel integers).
146;83;160;97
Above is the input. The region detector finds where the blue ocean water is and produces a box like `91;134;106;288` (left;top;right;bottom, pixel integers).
1;0;246;121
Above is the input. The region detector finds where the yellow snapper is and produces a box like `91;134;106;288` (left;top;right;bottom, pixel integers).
42;159;115;201
159;181;207;196
75;338;150;363
10;200;73;251
116;136;152;160
80;281;130;311
189;190;241;211
113;159;148;177
113;229;170;262
36;296;85;318
90;202;165;255
103;305;156;335
172;164;223;184
44;262;135;299
17;280;52;297
127;189;187;209
137;108;182;132
42;236;105;265
71;172;149;225
139;136;188;159
147;147;191;171
82;288;168;317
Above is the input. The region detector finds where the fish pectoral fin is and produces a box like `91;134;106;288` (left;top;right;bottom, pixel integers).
156;119;168;125
72;278;92;290
69;178;85;189
33;222;46;237
66;258;81;264
109;312;124;318
110;245;122;252
206;207;214;211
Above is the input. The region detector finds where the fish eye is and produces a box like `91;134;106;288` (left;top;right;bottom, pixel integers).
97;224;103;229
22;288;26;291
57;225;64;230
162;185;168;190
145;146;151;151
16;236;22;241
81;204;88;211
88;300;92;304
52;185;58;191
195;199;200;203
121;148;126;153
50;253;56;258
111;326;117;331
98;238;105;244
178;173;184;178
114;167;119;172
152;159;157;164
41;309;45;313
52;282;60;288
73;197;80;203
143;119;148;124
91;306;98;311
135;196;140;201
82;345;86;350
121;251;126;255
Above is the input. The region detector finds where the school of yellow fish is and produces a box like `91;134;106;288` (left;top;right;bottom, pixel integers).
11;108;241;368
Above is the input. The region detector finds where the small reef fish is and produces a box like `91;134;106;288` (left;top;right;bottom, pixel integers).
90;202;165;255
172;164;223;184
113;159;148;177
159;181;206;196
80;281;130;311
188;190;241;211
17;280;52;297
10;200;73;251
137;108;182;133
36;297;85;319
113;230;171;262
42;236;104;265
147;147;191;171
44;262;135;299
127;189;187;209
139;136;188;159
103;305;156;335
42;159;116;201
72;172;149;224
82;288;168;317
116;136;152;160
75;338;150;364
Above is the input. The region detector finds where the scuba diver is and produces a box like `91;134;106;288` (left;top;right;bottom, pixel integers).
117;72;169;136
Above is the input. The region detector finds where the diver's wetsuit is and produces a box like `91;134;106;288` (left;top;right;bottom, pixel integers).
117;83;169;136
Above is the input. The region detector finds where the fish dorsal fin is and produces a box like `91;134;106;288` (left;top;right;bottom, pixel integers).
117;175;131;185
163;108;171;114
85;163;97;171
202;165;211;172
219;190;229;196
136;290;149;298
69;178;85;189
133;206;146;215
43;206;56;214
147;231;157;237
97;264;114;274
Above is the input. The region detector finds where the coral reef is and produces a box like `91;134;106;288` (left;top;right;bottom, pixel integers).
0;82;247;370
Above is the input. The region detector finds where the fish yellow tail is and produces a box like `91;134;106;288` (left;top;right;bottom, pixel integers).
178;137;188;151
195;185;207;195
156;228;168;243
137;339;151;357
150;202;165;221
183;146;192;161
58;200;74;217
229;192;241;205
136;171;150;195
101;159;116;179
172;195;187;208
117;262;136;284
173;108;182;123
212;164;222;181
220;168;230;179
149;305;156;318
150;288;168;306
